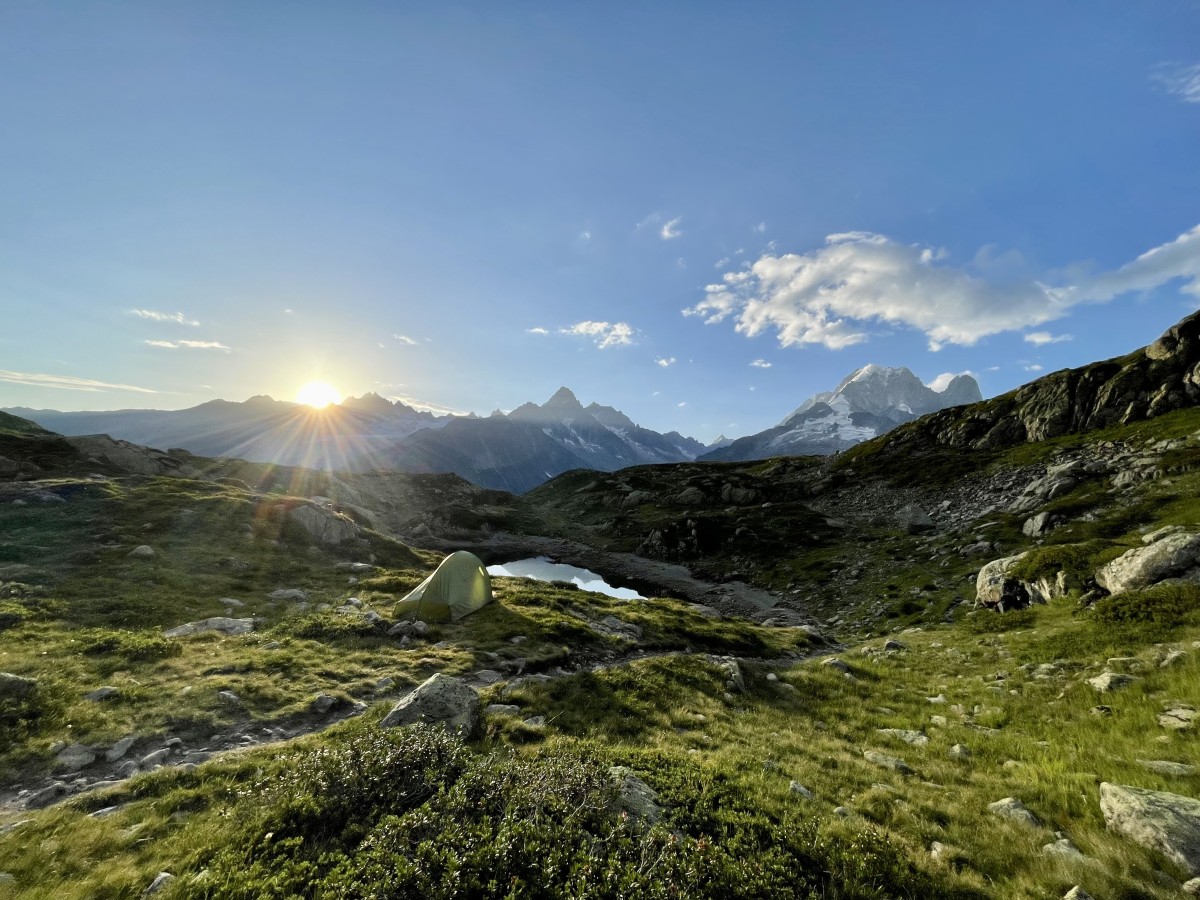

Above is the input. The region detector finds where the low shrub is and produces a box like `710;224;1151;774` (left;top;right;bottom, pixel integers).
1092;582;1200;629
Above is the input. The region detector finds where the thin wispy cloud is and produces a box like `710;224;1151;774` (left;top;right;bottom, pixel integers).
714;257;730;268
656;357;676;367
660;216;683;240
749;359;773;369
145;339;231;352
1024;331;1072;345
0;369;157;393
386;394;469;416
561;321;635;349
1153;62;1200;104
677;401;687;407
130;309;199;326
527;327;549;335
393;334;418;345
753;222;767;234
684;224;1200;351
1025;364;1044;372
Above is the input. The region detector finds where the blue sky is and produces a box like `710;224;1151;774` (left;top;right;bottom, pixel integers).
1;2;1199;441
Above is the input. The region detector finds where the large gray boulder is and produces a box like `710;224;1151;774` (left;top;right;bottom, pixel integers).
287;503;360;546
163;617;255;638
1096;533;1200;596
609;766;663;824
976;554;1033;611
380;673;480;738
1100;782;1200;876
895;504;935;534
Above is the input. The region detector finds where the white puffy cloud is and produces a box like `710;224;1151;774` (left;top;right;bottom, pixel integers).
561;321;635;349
130;309;199;326
1024;331;1072;345
393;334;418;345
527;327;549;335
661;216;683;240
1153;62;1200;104
1025;364;1044;372
145;339;231;352
684;225;1200;351
0;369;157;393
656;357;676;367
749;359;773;368
926;370;977;391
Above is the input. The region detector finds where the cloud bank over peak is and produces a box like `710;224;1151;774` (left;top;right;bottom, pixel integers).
684;225;1200;351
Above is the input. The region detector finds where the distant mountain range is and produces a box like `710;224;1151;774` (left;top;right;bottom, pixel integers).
5;368;983;490
700;365;982;462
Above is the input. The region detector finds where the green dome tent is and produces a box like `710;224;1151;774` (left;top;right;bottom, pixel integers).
394;550;494;623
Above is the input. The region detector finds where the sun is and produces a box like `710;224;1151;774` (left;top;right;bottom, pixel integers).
296;380;343;409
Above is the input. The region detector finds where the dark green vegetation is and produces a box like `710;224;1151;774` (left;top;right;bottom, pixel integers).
4;313;1200;899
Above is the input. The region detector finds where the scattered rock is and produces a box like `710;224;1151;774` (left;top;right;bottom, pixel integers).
127;545;156;559
380;673;481;738
216;690;241;705
1183;877;1200;895
268;589;308;602
896;504;935;534
949;744;972;760
1161;649;1188;668
1087;672;1136;692
609;766;663;824
687;603;723;619
876;728;929;747
864;750;913;775
988;797;1041;828
883;639;906;651
821;657;850;674
0;672;36;700
589;616;643;642
1100;782;1200;876
387;620;431;639
163;617;255;638
1159;705;1197;730
1022;512;1055;537
310;694;337;714
85;686;119;702
713;657;745;693
145;872;175;896
1063;888;1094;900
55;744;96;770
788;781;814;798
105;735;140;762
139;748;170;769
1042;837;1084;859
1137;759;1196;777
484;704;521;717
24;781;68;809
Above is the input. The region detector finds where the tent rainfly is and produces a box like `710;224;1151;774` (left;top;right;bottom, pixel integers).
394;550;494;623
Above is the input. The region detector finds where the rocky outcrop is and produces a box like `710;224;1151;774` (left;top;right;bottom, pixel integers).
380;674;480;738
287;503;361;545
1095;532;1200;595
975;553;1068;611
862;309;1200;458
1100;782;1200;876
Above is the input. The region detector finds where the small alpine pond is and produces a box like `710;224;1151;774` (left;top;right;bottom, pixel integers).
487;556;644;600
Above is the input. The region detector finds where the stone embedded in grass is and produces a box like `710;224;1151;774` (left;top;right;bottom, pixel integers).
310;694;337;714
949;744;971;760
864;750;914;775
0;672;36;699
876;729;929;747
883;639;906;651
381;673;481;739
687;603;722;619
85;686;119;702
1183;877;1200;895
1137;759;1196;777
822;657;850;674
1063;887;1094;900
1042;837;1085;859
609;766;663;824
163;617;255;638
1161;649;1188;668
1158;706;1196;730
1087;672;1136;692
139;748;170;769
484;704;521;717
589;616;643;642
145;872;175;896
127;544;156;559
988;797;1041;828
789;781;814;798
216;690;241;705
1100;782;1200;876
268;588;308;602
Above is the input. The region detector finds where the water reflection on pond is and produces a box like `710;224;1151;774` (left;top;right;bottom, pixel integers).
486;557;643;600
